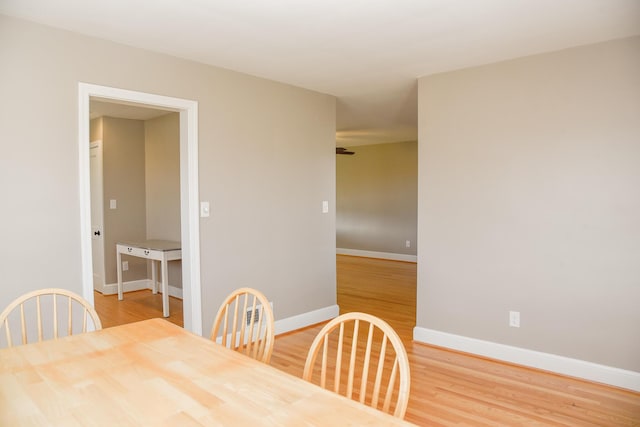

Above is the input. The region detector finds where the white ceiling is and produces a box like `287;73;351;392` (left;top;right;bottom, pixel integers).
2;0;639;146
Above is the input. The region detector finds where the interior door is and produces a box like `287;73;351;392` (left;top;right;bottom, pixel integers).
90;140;106;292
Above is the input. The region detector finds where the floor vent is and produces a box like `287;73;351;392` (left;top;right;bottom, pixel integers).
246;308;260;325
245;302;272;326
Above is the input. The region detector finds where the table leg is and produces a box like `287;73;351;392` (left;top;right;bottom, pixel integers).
161;258;170;318
117;249;123;300
151;260;158;294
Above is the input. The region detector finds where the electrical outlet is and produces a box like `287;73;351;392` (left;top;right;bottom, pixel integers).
122;261;129;271
405;240;411;248
509;311;520;328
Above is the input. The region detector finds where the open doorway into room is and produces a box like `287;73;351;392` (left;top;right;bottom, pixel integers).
89;101;183;328
334;141;418;340
78;83;202;334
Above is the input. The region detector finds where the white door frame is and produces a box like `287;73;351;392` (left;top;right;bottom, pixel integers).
78;82;202;335
89;140;106;293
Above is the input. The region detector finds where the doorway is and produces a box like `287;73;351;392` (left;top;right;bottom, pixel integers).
78;83;203;335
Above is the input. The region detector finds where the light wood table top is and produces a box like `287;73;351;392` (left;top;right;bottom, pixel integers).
0;318;416;426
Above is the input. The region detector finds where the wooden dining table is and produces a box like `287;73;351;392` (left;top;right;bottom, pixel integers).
0;318;416;426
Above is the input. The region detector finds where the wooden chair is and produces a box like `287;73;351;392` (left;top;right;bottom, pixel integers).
303;312;411;418
0;288;102;348
210;287;275;363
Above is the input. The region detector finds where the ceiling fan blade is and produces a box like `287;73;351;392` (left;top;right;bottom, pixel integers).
336;147;355;155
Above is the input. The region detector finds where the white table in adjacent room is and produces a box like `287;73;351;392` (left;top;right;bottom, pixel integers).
116;240;181;317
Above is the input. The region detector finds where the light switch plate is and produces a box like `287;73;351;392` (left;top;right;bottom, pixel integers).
200;201;210;217
509;311;520;328
322;200;329;213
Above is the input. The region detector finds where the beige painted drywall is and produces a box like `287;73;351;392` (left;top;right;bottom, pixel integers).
145;112;182;289
90;117;103;142
102;117;148;284
417;36;640;371
336;141;417;255
0;14;336;333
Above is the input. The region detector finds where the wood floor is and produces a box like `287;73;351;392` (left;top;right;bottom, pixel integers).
94;255;640;426
94;289;183;328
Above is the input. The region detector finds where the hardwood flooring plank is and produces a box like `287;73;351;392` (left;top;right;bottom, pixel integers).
94;289;183;328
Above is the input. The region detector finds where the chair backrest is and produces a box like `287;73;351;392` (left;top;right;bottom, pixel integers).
0;288;102;348
302;312;411;418
210;287;275;364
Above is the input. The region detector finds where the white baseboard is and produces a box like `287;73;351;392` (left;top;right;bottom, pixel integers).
336;248;417;262
101;280;183;300
274;305;339;336
101;279;149;295
413;326;640;392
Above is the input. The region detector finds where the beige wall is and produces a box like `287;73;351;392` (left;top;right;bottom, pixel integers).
102;117;148;284
145;113;182;288
417;36;640;371
336;141;417;255
0;15;336;333
90;117;103;142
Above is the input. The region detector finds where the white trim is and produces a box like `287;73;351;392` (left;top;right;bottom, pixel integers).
101;280;150;295
101;280;184;300
274;305;339;335
89;140;106;293
164;284;183;300
179;103;202;335
78;82;202;335
78;88;92;302
336;248;417;263
413;326;640;392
